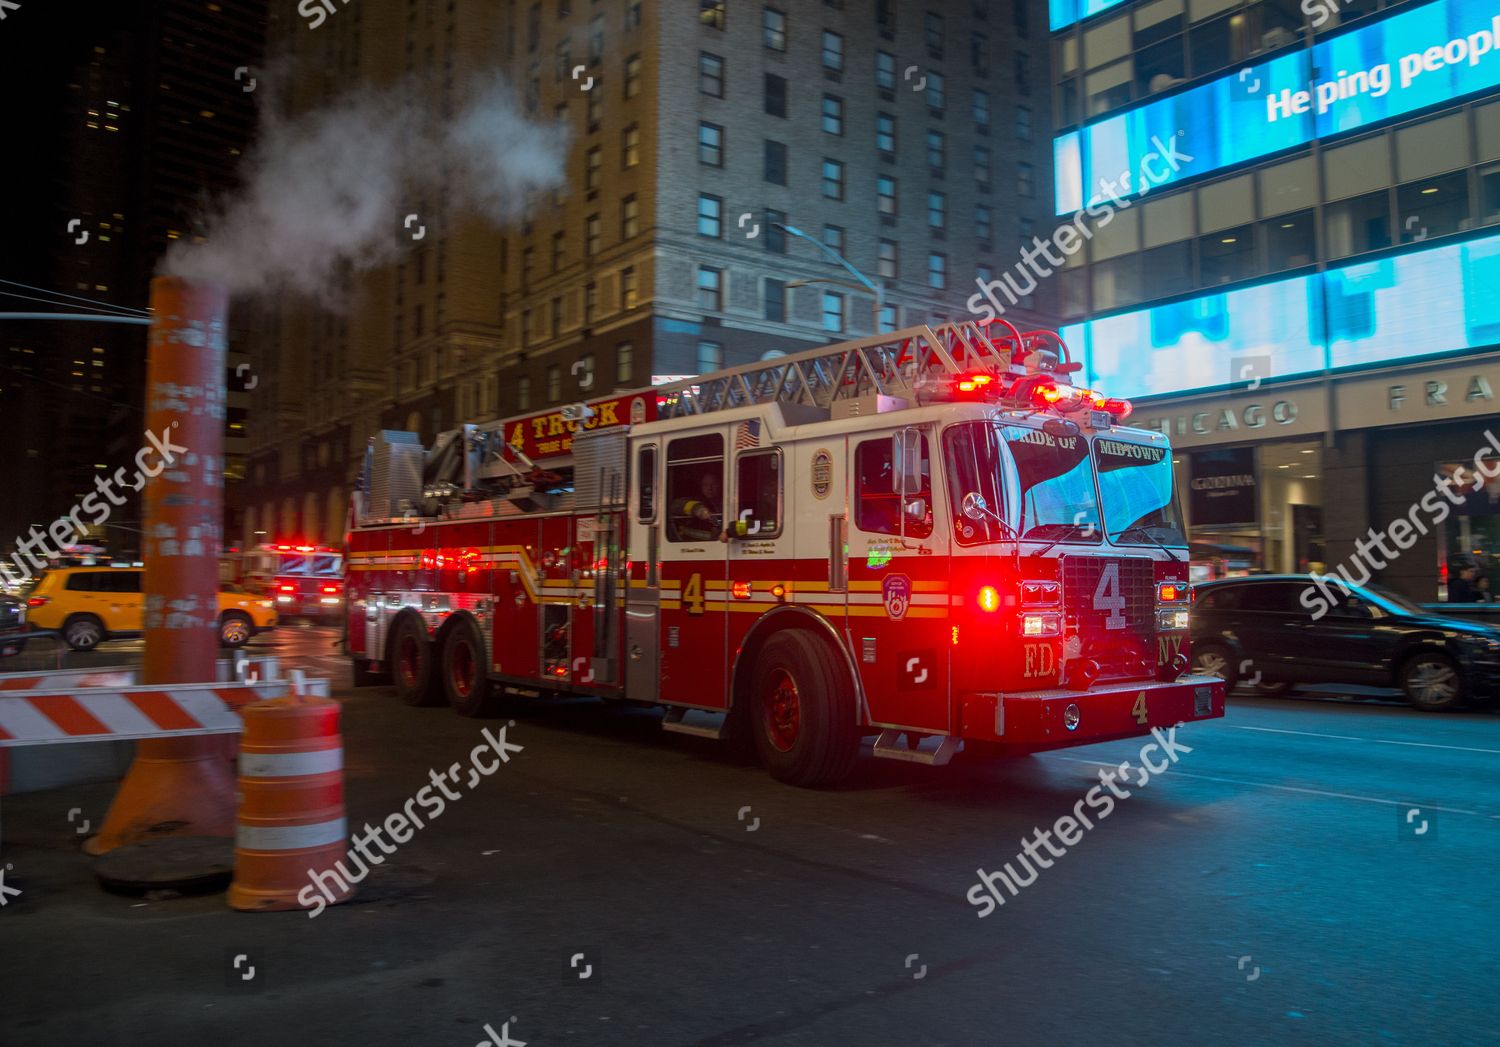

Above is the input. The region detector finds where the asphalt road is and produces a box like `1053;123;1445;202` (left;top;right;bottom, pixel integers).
1;626;1497;1046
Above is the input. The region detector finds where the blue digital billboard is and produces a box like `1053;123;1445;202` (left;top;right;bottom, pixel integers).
1050;0;1129;32
1054;0;1500;214
1061;229;1500;400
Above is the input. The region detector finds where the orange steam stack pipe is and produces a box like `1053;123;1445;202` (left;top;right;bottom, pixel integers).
84;276;237;854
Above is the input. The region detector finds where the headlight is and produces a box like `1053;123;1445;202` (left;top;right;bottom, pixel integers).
1021;612;1061;637
259;600;273;609
1156;609;1190;631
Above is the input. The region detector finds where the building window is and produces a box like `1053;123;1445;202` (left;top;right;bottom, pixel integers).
588;84;603;127
1015;51;1031;95
822;158;844;200
878;303;898;332
517;375;531;410
972;31;989;75
521;246;535;284
1015;105;1032;141
547;364;561;402
624;53;642;98
1398;172;1468;243
699;0;725;30
925;11;945;57
928;253;946;289
620;266;638;309
616;342;633;384
697;340;723;373
822;291;844;332
585;213;601;256
764;140;787;185
764;277;786;321
699;122;723;166
766;209;787;253
584;282;598;324
763;7;786;51
877;239;898;278
821;30;843;73
876;113;896;154
764;73;787;117
700;52;724;97
927;191;946;231
926;130;945;170
875;50;896;93
585;145;601;191
698;194;723;237
551;231;565;271
877;175;897;216
576;354;595;392
589;13;605;61
976;203;992;243
973;88;991;131
622;124;640;167
927;71;945;114
1265;210;1316;271
974;145;992;191
1017;162;1035;198
876;0;896;37
622;194;639;238
823;224;845;255
1199;226;1257;286
414;303;425;337
1326;190;1392;259
550;297;563;338
822;95;844;135
697;267;723;310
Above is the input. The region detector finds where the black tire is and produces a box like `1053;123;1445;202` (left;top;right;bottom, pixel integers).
0;636;26;658
1254;681;1294;698
219;611;253;648
441;616;504;717
62;614;105;653
751;630;859;788
1191;642;1239;690
1400;651;1465;711
390;614;442;707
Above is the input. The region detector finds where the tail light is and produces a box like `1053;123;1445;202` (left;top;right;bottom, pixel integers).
279;583;295;593
1157;582;1185;602
976;585;1001;613
322;584;340;595
26;596;48;607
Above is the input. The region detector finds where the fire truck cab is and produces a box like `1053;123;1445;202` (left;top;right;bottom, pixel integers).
345;321;1224;786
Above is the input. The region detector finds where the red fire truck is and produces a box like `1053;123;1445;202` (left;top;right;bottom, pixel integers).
234;542;345;622
344;320;1224;786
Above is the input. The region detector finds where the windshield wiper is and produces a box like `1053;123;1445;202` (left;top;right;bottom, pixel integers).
1023;522;1096;558
1109;524;1183;562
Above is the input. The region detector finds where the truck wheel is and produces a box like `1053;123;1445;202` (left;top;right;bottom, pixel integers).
751;630;859;788
390;615;442;707
62;614;104;652
442;616;503;717
1192;643;1239;690
1401;652;1464;711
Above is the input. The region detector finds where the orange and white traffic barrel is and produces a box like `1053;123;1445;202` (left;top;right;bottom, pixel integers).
228;693;353;912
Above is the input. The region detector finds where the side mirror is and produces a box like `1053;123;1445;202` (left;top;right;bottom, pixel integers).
904;497;928;523
892;429;923;495
962;492;990;522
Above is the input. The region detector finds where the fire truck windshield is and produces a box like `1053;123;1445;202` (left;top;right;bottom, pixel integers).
1000;425;1102;540
1095;437;1188;548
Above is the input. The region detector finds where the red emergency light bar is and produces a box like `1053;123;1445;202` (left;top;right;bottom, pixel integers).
938;371;1133;422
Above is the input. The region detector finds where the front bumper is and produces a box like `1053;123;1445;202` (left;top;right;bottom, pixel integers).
961;674;1225;752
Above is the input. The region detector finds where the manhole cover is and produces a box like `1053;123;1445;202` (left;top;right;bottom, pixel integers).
90;836;234;894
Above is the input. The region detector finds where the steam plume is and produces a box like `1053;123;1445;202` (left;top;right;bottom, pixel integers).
162;74;567;296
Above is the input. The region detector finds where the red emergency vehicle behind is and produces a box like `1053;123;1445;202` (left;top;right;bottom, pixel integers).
344;321;1224;786
234;543;345;622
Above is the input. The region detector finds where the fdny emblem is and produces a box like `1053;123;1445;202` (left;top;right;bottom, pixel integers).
882;574;912;621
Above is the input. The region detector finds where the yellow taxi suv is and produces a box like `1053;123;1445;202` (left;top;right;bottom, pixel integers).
25;567;278;651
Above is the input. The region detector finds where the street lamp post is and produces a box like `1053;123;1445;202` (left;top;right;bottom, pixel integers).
770;222;884;334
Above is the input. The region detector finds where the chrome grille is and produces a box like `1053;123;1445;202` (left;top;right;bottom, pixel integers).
1061;555;1155;681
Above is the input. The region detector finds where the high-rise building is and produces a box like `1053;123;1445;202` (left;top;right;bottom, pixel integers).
1047;0;1500;598
238;0;1054;547
0;0;266;561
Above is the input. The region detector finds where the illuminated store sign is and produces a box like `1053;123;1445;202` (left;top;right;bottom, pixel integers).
1054;0;1500;214
1062;228;1500;400
1049;0;1129;32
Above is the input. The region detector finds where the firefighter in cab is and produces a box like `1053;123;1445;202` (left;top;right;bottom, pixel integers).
672;470;724;542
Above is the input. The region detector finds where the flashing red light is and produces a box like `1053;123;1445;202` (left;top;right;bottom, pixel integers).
296;545;314;552
1103;397;1133;419
26;596;48;607
275;544;291;551
278;583;295;593
956;373;995;394
1031;383;1065;406
976;585;1001;613
951;625;960;645
322;584;340;594
1157;582;1184;602
731;581;752;600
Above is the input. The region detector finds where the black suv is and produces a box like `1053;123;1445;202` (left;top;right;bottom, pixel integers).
1189;575;1500;711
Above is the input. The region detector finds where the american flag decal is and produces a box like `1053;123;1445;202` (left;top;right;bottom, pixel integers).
735;418;762;450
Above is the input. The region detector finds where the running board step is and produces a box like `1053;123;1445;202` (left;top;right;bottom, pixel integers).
872;730;962;766
661;708;725;740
